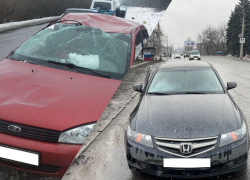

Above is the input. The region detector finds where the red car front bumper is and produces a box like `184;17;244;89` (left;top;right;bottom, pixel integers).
0;132;81;178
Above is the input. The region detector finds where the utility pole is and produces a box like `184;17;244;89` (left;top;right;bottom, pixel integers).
167;36;169;56
240;0;245;59
157;23;162;60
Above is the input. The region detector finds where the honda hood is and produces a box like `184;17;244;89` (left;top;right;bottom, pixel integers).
134;94;240;139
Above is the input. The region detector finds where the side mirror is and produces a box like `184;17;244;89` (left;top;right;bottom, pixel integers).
227;82;237;90
132;84;143;92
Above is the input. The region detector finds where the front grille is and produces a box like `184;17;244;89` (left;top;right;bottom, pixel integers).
152;163;223;176
0;119;60;143
154;136;218;158
0;158;60;173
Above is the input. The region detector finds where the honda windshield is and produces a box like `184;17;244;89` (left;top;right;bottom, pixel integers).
10;23;131;80
148;69;224;94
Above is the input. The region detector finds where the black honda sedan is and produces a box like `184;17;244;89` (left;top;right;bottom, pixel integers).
125;61;249;179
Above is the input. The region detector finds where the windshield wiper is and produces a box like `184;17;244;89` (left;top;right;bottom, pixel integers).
147;92;173;95
184;92;208;94
148;92;207;95
47;60;111;79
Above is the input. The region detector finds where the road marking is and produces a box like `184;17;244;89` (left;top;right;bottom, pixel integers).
0;34;27;42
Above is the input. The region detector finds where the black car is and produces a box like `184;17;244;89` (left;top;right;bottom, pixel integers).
125;61;249;179
184;51;189;58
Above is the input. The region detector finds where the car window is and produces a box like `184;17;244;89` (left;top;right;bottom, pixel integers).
191;51;200;55
94;2;112;9
11;23;131;80
135;31;143;59
148;69;224;94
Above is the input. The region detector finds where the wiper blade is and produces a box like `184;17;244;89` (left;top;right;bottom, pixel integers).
184;92;208;94
48;20;82;27
47;60;110;79
147;92;172;95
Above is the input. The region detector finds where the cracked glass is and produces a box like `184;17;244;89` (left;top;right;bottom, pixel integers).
11;23;131;80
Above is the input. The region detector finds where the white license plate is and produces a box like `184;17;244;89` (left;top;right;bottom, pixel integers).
164;158;210;168
0;145;39;166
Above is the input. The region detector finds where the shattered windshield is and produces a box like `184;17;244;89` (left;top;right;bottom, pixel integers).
11;23;131;80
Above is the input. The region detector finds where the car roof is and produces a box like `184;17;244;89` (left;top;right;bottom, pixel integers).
160;61;211;69
61;13;142;34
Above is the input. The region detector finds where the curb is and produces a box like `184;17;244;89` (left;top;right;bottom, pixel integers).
0;16;59;33
205;55;250;63
62;60;159;179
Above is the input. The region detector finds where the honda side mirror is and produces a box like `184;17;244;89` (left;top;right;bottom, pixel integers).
227;82;237;90
132;84;143;92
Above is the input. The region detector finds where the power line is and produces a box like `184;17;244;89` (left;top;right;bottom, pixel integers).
165;13;230;20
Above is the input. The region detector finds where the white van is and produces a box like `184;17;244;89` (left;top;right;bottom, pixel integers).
90;0;116;13
90;0;127;18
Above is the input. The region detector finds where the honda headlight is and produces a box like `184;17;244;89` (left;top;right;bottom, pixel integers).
59;123;95;144
127;126;153;148
219;121;247;147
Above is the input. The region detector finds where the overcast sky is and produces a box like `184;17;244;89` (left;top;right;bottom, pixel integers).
160;0;240;49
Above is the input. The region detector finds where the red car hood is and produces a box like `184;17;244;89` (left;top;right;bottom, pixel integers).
0;59;121;131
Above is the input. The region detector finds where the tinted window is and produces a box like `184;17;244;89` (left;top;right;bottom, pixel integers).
94;2;111;9
148;69;224;94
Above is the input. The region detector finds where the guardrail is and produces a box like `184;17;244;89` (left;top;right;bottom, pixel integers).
0;16;59;33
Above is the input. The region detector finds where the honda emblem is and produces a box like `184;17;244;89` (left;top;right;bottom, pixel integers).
180;143;193;154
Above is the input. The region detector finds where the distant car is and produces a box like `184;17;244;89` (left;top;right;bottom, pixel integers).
189;50;201;60
184;51;189;58
0;13;148;178
126;61;249;179
174;53;181;59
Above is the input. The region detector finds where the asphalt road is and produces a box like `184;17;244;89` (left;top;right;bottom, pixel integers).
63;56;250;180
0;24;47;61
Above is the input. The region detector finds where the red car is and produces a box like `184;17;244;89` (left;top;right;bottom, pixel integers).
0;14;148;178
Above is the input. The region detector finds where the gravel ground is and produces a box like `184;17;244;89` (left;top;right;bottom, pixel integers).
0;166;59;180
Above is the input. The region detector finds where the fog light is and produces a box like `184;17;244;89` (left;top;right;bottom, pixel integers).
227;161;235;168
137;160;148;169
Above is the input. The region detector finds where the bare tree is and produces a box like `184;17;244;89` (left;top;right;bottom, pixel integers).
218;22;227;51
197;23;227;55
204;25;220;50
